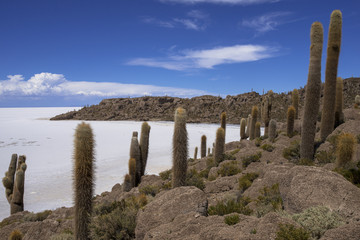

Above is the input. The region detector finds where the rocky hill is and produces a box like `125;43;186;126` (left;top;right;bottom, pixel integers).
51;78;360;124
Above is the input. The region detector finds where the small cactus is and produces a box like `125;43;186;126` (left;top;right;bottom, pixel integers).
287;106;296;137
214;127;225;165
194;147;198;160
334;77;344;128
255;122;261;138
130;131;141;186
250;106;259;140
123;174;132;192
336;133;356;168
300;22;323;160
140;122;151;177
128;158;136;188
208;148;211;155
292;89;299;119
240;118;247;140
73;122;94;240
320;10;342;142
172;107;188;188
9;230;23;240
201;135;207;158
269;119;277;142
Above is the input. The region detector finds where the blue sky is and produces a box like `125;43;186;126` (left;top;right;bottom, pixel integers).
0;0;359;107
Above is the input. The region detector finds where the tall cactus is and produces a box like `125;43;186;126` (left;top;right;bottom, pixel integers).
140;122;151;176
269;119;277;142
73;122;94;240
2;154;27;215
287;106;296;137
334;77;344;128
201;135;207;158
261;93;272;137
245;114;251;138
255;122;261;138
172;107;188;188
128;158;136;188
214;127;225;165
320;10;342;141
240;118;247;140
194;147;198;160
220;112;226;137
300;22;323;160
249;106;259;140
130;131;141;186
292;89;299;119
123;174;132;192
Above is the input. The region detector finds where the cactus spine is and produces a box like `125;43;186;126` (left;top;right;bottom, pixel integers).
172;107;188;188
255;122;261;138
300;22;323;160
335;133;356;168
194;147;198;160
320;10;342;141
214;127;225;165
334;77;344;128
269;119;277;142
2;154;27;215
73;122;94;240
249;106;259;140
287;106;296;137
240;118;247;140
220;112;226;137
292;89;299;119
201;135;207;158
130;131;142;186
140;122;151;176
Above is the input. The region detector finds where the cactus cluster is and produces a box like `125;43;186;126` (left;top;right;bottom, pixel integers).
2;154;27;215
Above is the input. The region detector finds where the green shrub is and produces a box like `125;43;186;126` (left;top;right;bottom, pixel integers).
292;206;344;239
250;229;257;234
161;181;172;190
256;184;283;217
186;169;205;190
206;157;216;169
255;138;262;147
327;134;339;146
238;173;259;193
242;152;262;168
24;210;52;222
334;168;360;187
90;195;147;240
224;214;240;225
159;169;172;180
275;223;310;240
199;168;210;178
223;153;236;160
218;161;241;177
315;150;336;164
260;144;275;152
139;185;159;197
230;149;240;155
283;140;300;160
208;197;252;216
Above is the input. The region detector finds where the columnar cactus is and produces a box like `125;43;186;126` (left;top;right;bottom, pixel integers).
292;89;299;119
334;77;344;128
300;22;323;160
287;106;296;137
336;133;356;168
194;147;198;160
249;106;259;140
201;135;207;158
261;92;272;137
130;131;142;186
128;158;136;188
220;112;226;136
2;154;27;215
214;127;225;165
320;10;342;141
255;122;261;138
208;148;211;155
240;118;247;140
172;107;188;188
123;174;132;192
245;114;251;138
140;122;151;177
269;119;277;142
73;122;94;240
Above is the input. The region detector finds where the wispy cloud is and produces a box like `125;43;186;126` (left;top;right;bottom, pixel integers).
142;10;208;31
127;44;278;71
159;0;280;5
0;73;208;97
242;11;292;33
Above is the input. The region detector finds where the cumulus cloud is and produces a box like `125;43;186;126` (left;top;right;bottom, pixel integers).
159;0;280;5
127;44;278;70
242;12;292;33
0;73;208;97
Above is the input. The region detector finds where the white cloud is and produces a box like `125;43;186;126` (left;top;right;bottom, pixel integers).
127;44;278;70
173;18;202;30
142;17;175;28
0;73;208;97
242;12;291;33
159;0;279;5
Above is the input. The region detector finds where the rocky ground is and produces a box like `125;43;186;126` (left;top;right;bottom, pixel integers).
1;106;360;239
50;78;360;124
